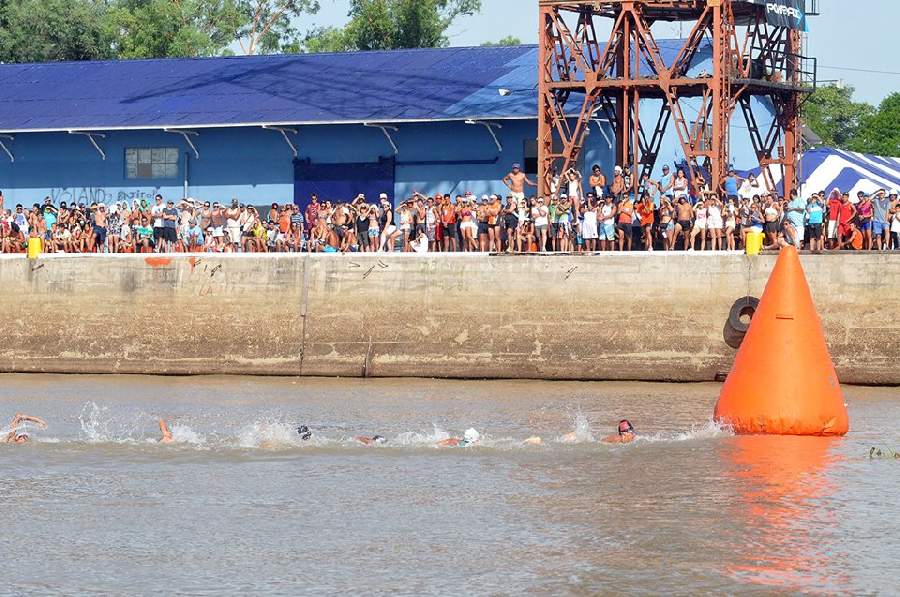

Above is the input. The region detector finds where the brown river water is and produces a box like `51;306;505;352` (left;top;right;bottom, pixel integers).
1;375;898;595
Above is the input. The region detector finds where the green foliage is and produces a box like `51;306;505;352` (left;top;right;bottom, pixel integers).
0;0;117;63
804;85;900;157
303;0;481;52
296;26;351;53
848;93;900;157
480;36;521;47
802;85;874;149
109;0;245;59
236;0;320;55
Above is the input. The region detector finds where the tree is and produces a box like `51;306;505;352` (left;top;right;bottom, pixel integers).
848;93;900;157
480;36;521;47
303;0;481;52
0;0;116;63
802;84;874;150
108;0;245;59
237;0;321;55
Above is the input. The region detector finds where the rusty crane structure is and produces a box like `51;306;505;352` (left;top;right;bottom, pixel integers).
537;0;816;198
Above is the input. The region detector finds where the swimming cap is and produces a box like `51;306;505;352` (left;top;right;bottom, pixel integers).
463;428;480;444
296;425;312;441
618;420;634;434
372;435;386;444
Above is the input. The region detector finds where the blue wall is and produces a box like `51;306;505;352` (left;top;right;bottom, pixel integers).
0;120;614;207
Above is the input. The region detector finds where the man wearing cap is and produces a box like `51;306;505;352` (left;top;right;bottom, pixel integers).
610;166;626;199
658;165;673;198
162;199;179;252
502;164;536;203
210;202;226;249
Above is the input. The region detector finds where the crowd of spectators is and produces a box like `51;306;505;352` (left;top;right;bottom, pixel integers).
1;164;899;254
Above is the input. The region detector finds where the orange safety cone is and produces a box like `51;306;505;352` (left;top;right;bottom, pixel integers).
714;246;849;436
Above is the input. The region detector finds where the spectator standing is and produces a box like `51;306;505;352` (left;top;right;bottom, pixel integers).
151;194;166;249
872;190;892;250
501;163;536;203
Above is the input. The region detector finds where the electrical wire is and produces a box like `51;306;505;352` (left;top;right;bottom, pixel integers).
818;65;900;76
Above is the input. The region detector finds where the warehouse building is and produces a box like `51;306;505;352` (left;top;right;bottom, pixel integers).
0;42;717;208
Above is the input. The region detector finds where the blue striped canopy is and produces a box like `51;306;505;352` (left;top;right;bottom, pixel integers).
747;147;900;197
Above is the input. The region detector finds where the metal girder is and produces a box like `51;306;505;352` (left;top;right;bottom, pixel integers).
465;120;504;152
68;131;107;160
164;129;200;159
538;0;810;198
364;123;400;155
0;135;14;163
262;125;299;157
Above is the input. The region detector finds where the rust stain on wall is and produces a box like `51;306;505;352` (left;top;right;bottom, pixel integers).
145;257;172;268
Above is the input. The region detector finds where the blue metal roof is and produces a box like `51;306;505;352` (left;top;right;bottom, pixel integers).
0;41;710;133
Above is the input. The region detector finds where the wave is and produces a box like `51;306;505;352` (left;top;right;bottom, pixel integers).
635;420;733;444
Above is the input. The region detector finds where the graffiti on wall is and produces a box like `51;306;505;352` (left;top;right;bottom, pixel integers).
49;187;162;205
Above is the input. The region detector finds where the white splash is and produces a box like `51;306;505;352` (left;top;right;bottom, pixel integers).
237;420;314;449
170;424;206;445
637;420;733;443
557;412;596;443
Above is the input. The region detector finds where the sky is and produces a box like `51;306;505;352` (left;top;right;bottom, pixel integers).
306;0;898;106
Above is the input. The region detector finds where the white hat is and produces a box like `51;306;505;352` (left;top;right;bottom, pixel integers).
463;428;480;444
614;165;623;173
379;193;388;199
891;190;899;196
481;194;490;201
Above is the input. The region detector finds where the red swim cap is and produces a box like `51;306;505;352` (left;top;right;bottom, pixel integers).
618;420;634;434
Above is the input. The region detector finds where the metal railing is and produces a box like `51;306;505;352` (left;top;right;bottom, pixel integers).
744;44;817;91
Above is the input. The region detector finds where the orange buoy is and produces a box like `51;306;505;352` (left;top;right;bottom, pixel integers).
714;246;849;436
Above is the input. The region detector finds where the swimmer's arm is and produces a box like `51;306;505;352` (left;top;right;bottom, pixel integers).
12;414;47;428
158;419;173;441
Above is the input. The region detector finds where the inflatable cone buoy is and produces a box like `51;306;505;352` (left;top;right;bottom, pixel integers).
715;246;849;436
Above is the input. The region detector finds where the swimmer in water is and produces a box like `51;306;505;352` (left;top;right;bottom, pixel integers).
3;414;48;444
355;435;387;446
436;428;480;447
523;436;543;446
158;419;174;444
601;419;636;444
297;425;312;441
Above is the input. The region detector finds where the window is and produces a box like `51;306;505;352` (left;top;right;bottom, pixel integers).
125;147;180;179
523;139;538;175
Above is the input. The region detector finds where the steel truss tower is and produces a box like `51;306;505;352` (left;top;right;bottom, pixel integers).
538;0;816;198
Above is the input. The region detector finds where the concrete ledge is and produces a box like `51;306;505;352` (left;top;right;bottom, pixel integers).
2;252;898;384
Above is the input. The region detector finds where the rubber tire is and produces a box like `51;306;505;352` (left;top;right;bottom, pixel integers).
728;296;760;334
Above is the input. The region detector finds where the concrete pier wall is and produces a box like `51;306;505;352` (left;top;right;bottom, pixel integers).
1;253;897;384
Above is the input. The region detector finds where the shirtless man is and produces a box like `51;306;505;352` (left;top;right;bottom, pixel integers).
3;413;47;444
673;197;694;250
488;194;502;252
92;204;108;253
602;420;636;444
502;164;537;203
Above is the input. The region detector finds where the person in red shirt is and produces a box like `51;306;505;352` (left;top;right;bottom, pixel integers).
825;188;843;250
636;192;655;251
838;193;857;245
304;195;319;235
